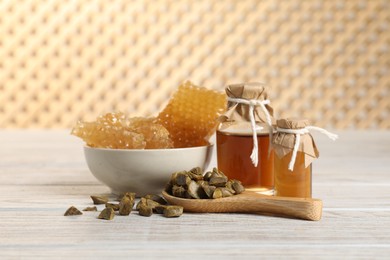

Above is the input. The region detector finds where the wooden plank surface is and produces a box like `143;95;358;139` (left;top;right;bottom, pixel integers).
0;130;390;259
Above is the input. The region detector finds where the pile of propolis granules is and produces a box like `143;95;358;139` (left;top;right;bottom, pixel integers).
71;81;227;149
166;167;245;199
64;167;245;220
64;193;183;220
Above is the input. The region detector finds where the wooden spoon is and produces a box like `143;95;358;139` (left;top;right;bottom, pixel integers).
162;190;323;221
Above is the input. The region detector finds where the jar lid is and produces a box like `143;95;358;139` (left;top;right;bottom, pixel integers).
218;83;275;126
273;118;319;168
276;118;309;129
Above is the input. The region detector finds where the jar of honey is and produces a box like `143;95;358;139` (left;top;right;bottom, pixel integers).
272;118;338;198
217;83;275;194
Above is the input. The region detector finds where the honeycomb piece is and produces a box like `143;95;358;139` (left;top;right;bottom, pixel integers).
71;112;146;149
72;112;174;149
157;81;227;148
128;117;174;149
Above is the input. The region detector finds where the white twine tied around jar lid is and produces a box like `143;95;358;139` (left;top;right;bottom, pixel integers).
276;126;338;171
227;97;273;167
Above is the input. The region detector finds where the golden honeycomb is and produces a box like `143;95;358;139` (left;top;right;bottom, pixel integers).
71;112;173;149
128;117;173;149
157;81;227;148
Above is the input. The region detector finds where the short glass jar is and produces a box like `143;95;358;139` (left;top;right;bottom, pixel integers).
272;118;317;198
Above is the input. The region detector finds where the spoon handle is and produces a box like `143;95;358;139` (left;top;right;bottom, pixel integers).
232;192;323;221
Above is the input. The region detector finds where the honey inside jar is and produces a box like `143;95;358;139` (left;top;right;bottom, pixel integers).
274;151;312;198
216;124;274;192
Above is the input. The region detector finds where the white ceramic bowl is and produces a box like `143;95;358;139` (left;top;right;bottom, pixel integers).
84;144;213;196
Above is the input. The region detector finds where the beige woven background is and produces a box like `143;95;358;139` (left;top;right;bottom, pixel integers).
0;0;388;129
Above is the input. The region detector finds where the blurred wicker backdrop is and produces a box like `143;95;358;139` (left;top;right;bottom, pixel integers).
0;0;388;129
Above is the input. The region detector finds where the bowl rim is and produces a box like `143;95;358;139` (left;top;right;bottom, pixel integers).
83;142;214;152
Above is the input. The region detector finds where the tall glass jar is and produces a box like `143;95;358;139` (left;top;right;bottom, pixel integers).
217;83;275;194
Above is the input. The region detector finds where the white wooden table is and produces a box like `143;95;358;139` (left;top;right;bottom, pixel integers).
1;130;389;259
